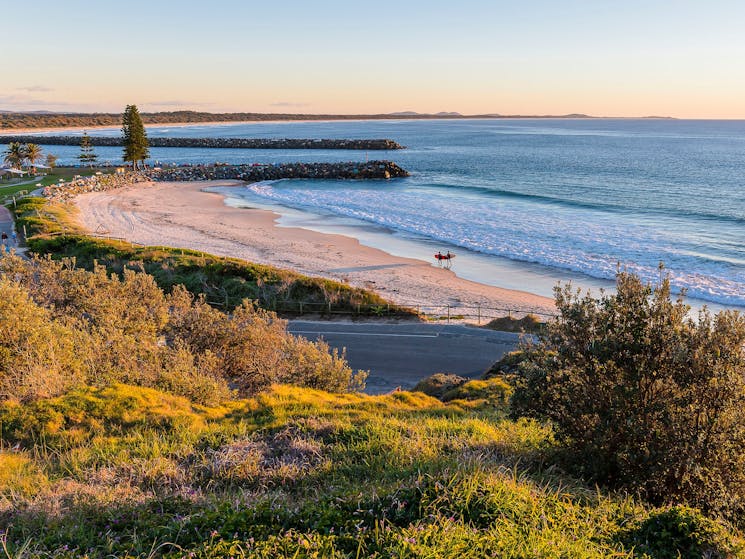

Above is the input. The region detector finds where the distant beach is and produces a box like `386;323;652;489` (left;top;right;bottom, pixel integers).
73;179;556;317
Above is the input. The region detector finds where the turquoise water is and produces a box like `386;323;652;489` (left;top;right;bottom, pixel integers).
23;118;745;307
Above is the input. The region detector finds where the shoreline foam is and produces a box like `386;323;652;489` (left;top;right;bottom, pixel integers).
73;180;556;319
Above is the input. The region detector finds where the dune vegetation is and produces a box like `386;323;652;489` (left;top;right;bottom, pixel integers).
2;193;745;557
0;248;741;557
2;380;742;558
10;196;415;317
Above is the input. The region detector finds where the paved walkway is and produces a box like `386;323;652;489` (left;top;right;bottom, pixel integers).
0;206;23;256
287;320;521;394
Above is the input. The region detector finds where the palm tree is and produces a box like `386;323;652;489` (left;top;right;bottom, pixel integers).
2;142;25;169
23;143;43;174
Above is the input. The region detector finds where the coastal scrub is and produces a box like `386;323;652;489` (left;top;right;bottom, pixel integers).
511;271;745;519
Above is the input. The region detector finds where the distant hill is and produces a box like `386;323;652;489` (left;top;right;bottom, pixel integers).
389;111;463;117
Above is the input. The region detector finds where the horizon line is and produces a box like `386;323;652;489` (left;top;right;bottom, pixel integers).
6;109;745;121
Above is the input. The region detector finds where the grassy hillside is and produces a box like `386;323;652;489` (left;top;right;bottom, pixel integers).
0;383;741;558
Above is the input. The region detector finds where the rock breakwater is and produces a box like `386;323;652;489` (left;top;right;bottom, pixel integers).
148;161;410;181
0;136;405;150
43;172;150;202
42;161;409;202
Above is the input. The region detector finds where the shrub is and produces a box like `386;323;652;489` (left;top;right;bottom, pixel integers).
412;373;468;399
483;350;532;379
442;377;512;404
166;288;366;394
482;314;545;334
622;506;743;559
0;256;365;403
0;280;86;401
511;271;745;519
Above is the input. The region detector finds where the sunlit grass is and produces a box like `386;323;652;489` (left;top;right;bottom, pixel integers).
1;383;741;558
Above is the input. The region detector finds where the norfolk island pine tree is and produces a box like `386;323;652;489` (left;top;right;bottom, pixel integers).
122;104;150;169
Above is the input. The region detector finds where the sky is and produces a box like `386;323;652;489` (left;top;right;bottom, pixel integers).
3;0;745;118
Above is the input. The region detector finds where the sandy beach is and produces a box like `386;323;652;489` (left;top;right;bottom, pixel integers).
73;180;556;318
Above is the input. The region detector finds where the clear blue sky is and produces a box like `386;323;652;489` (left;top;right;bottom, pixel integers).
3;0;745;117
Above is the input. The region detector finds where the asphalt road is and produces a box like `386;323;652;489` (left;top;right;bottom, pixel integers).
287;320;521;394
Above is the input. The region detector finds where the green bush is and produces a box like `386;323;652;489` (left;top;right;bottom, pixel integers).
622;506;742;559
511;271;745;520
442;377;512;404
412;373;468;399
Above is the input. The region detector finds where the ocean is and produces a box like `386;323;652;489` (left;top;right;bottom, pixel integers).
30;118;745;308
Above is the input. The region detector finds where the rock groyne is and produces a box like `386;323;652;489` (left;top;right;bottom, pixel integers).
147;161;410;181
0;136;405;150
42;161;410;201
43;172;150;202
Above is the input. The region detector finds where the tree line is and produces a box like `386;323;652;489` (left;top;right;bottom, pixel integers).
0;110;475;131
2;104;150;170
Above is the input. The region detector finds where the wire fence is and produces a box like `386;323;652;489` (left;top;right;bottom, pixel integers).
404;303;558;324
217;299;558;325
1;190;30;205
11;223;557;325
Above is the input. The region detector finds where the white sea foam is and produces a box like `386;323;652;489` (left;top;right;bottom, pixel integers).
244;181;745;307
35;117;745;308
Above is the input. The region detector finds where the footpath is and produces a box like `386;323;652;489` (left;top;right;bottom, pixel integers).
0;206;25;257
